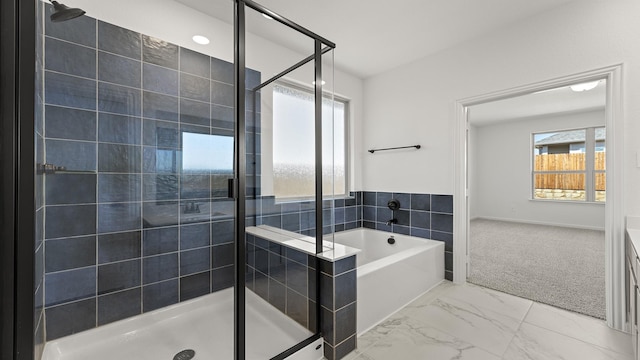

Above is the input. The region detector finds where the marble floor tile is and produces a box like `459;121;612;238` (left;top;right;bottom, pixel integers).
355;315;407;352
409;297;520;357
401;280;456;314
351;318;500;360
524;302;632;356
355;282;456;347
503;323;633;360
348;283;633;360
442;283;532;322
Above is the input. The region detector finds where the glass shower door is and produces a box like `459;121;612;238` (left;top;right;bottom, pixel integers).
239;1;336;358
35;1;238;359
241;4;317;359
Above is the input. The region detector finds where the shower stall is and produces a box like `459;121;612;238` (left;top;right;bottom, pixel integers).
2;0;357;359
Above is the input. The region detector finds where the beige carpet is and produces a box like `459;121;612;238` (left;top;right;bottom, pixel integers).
468;219;605;319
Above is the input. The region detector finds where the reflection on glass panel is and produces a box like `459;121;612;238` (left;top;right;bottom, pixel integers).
595;172;606;202
272;83;346;199
534;173;586;201
534;130;586;171
156;150;177;173
326;100;345;197
182;132;234;174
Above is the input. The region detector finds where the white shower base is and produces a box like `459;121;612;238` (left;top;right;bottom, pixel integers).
42;288;320;360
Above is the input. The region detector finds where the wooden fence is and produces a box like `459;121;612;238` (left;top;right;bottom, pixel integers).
534;153;605;191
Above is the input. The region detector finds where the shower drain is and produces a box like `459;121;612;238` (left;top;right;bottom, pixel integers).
173;349;195;360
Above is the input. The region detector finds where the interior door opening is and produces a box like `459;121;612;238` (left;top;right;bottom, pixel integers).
464;79;608;319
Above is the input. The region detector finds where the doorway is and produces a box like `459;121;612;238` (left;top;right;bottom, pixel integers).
453;65;626;330
467;81;606;318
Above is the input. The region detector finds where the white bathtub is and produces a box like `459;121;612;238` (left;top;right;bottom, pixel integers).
332;228;445;334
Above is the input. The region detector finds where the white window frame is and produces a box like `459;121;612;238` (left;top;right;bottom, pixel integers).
272;80;350;200
531;126;605;203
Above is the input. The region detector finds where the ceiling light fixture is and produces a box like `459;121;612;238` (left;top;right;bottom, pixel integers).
570;80;600;92
192;35;210;45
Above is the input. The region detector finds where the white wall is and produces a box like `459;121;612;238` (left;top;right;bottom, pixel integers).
72;0;364;193
470;110;606;230
362;0;640;224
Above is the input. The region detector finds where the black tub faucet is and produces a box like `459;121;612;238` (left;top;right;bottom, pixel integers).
386;199;400;226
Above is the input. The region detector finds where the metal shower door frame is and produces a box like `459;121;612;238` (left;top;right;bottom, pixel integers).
234;1;336;359
2;0;37;358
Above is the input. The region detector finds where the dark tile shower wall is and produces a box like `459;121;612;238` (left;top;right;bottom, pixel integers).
41;13;258;340
361;191;454;281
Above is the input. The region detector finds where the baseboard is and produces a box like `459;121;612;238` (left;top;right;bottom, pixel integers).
473;216;605;232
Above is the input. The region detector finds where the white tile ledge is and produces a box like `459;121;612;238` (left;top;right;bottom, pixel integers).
246;225;360;262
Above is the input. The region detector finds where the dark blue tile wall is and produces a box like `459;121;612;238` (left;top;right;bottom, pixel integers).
252;190;453;281
320;256;357;360
254;191;363;237
41;14;257;340
246;233;316;331
362;191;454;281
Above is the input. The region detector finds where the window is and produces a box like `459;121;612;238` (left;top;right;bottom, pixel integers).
272;83;348;199
532;127;605;202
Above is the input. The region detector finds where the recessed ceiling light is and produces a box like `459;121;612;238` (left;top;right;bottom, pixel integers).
192;35;210;45
570;80;600;92
262;13;273;20
312;80;326;85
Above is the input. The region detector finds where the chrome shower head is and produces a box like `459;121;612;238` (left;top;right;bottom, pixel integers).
50;1;86;22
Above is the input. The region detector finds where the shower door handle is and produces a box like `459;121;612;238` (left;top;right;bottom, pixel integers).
228;178;236;199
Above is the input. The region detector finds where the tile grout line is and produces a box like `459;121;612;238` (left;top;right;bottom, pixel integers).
521;303;634;356
519;320;634;358
496;300;532;358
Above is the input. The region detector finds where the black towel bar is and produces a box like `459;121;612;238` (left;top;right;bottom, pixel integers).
368;145;421;154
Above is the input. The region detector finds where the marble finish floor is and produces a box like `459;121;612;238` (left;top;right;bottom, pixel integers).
343;281;632;360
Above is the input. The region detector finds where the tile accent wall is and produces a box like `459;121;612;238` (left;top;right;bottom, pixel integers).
256;191;453;280
319;256;357;360
245;232;357;360
245;233;318;332
41;12;258;340
254;192;363;237
361;191;454;280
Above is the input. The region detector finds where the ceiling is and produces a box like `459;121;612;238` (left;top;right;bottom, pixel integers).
175;0;576;79
469;80;607;126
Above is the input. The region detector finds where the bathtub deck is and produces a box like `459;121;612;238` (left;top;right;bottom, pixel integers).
42;288;314;360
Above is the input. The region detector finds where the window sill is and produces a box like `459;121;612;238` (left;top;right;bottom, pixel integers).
274;194;354;205
528;198;606;205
